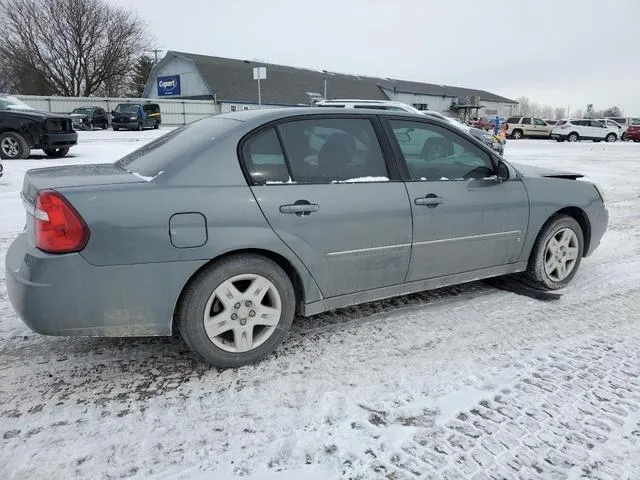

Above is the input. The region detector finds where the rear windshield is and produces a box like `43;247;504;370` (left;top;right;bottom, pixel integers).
115;117;240;178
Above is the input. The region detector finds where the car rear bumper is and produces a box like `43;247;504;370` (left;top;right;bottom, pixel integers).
5;232;204;337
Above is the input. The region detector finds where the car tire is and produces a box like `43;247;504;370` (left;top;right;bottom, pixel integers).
605;133;617;143
176;254;296;367
524;214;584;291
568;132;579;142
43;147;70;158
0;131;30;159
153;120;160;130
113;126;119;131
511;129;523;139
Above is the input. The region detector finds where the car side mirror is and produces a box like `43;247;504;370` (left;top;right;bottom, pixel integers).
496;160;509;180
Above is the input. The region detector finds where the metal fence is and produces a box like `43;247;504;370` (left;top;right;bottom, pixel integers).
15;95;219;125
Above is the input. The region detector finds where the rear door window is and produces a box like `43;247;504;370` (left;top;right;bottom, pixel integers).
521;118;532;125
276;118;389;183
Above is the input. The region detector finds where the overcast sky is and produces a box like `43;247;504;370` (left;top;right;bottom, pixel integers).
112;0;640;115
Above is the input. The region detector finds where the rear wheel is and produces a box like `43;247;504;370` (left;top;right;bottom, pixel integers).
525;215;584;290
177;255;296;367
113;126;119;131
511;129;523;139
605;133;617;143
43;147;70;158
568;132;579;142
153;120;160;129
0;132;30;159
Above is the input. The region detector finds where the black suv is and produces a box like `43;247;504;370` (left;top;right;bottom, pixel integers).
69;106;109;130
0;95;77;159
111;103;161;131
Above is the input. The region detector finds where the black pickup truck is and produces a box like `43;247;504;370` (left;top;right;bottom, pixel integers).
0;96;78;159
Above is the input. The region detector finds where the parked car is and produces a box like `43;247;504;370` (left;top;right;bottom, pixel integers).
111;103;161;131
505;117;553;139
316;99;504;155
0;156;3;177
0;95;78;159
551;119;619;143
69;106;109;130
5;108;608;367
605;117;640;141
469;117;495;131
625;124;640;142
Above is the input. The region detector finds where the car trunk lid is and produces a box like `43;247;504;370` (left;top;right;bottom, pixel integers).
21;163;146;207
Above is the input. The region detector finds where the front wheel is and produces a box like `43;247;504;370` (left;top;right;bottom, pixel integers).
605;133;617;143
177;255;296;367
0;131;30;159
511;129;523;139
568;132;579;142
524;215;584;290
43;147;70;158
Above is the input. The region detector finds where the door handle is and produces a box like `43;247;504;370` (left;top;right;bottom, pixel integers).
415;195;442;208
279;203;319;215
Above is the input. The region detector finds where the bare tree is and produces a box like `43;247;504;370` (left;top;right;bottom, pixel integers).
0;0;151;96
541;105;554;119
516;96;531;116
554;107;566;120
602;106;623;117
530;102;542;118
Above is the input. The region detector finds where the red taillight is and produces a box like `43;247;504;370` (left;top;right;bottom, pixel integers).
35;190;89;253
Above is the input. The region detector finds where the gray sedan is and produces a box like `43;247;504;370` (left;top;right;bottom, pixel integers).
5;108;608;367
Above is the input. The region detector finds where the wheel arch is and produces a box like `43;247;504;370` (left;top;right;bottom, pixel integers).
171;248;308;333
533;207;591;261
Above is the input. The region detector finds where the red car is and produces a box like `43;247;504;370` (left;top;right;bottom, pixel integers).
470;118;495;130
626;125;640;142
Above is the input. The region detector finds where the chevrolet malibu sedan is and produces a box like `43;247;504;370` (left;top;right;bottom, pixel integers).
5;108;608;367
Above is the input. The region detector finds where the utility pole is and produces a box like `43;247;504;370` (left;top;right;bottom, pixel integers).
146;49;163;64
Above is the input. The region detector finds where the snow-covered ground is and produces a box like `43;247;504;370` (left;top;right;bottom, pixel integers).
1;132;639;479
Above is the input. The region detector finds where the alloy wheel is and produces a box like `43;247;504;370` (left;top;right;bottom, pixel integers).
203;274;282;353
544;227;580;282
1;137;20;158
